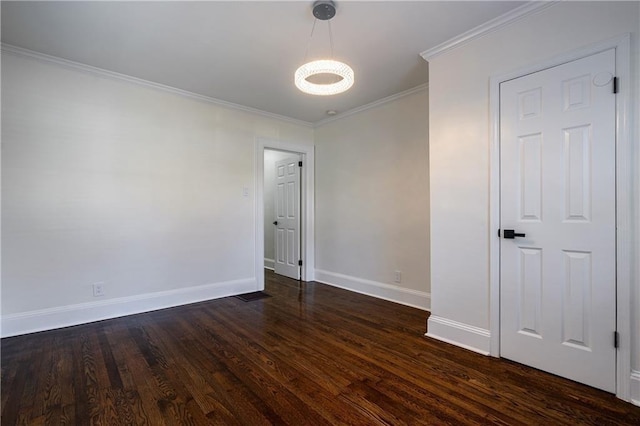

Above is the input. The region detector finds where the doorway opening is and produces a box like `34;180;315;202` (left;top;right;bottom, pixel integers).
254;138;315;290
264;149;302;279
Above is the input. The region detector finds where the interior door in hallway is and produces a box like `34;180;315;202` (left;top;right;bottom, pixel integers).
499;49;616;392
274;156;301;280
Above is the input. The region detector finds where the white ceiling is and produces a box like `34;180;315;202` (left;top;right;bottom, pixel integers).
1;1;526;124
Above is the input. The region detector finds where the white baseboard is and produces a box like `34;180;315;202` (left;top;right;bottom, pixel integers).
1;277;257;338
264;258;275;270
426;315;491;355
314;269;430;311
631;370;640;406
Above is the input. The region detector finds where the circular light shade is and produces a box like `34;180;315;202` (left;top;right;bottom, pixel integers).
295;59;354;96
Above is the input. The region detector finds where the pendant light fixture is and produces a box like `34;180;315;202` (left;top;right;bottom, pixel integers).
295;1;354;96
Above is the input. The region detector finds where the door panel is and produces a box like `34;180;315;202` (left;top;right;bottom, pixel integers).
274;156;300;279
500;49;616;392
517;247;542;338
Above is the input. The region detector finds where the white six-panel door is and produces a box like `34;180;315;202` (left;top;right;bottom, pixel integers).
499;49;616;392
274;156;301;280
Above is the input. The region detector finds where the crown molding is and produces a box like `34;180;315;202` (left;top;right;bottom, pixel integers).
1;43;313;128
313;83;428;128
2;43;427;129
420;1;560;62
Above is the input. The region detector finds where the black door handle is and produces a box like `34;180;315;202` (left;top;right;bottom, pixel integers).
273;221;278;225
503;229;525;239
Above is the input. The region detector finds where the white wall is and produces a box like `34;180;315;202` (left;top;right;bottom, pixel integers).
427;1;639;400
1;52;313;335
314;89;430;310
263;149;298;268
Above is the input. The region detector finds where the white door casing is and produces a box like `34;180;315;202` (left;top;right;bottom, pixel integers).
274;156;301;280
499;49;616;392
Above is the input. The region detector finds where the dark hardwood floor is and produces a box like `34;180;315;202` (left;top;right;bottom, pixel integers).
2;270;639;425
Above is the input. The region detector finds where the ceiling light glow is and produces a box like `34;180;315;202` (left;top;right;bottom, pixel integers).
295;59;354;96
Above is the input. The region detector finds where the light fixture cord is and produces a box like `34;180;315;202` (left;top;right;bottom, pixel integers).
328;20;334;58
302;19;318;63
328;20;339;83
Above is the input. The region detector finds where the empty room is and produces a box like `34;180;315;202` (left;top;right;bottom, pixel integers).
2;1;640;424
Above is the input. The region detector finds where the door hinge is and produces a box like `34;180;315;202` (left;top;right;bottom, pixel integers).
298;260;303;266
497;229;501;237
614;331;619;348
298;161;303;167
613;77;618;94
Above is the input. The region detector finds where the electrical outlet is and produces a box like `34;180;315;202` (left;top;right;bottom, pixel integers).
394;270;402;283
93;283;105;297
242;187;249;197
